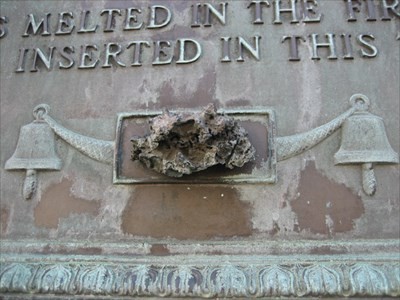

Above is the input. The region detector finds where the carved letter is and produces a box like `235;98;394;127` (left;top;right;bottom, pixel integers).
176;39;202;64
273;0;299;24
248;1;270;24
221;37;232;62
282;35;306;61
237;36;261;62
101;9;122;32
22;13;51;36
357;34;378;57
78;10;98;33
152;41;173;65
31;47;55;72
127;41;150;66
103;43;126;68
124;7;143;30
147;5;172;29
341;33;354;59
364;0;377;21
78;45;99;69
310;33;338;60
344;0;361;21
302;0;322;23
204;2;228;26
59;46;75;69
191;3;202;27
55;12;75;35
381;0;400;20
0;16;8;38
15;48;29;73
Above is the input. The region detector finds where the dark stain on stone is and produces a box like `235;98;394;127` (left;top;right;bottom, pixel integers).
39;245;102;255
269;220;281;236
309;246;347;255
207;250;224;255
34;179;100;229
150;244;170;256
290;161;364;235
0;207;10;235
121;186;252;240
75;247;103;255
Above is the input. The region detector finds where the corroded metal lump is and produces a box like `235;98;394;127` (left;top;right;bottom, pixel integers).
131;104;255;177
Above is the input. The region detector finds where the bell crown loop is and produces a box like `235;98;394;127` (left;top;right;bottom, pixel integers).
350;94;370;112
33;104;50;121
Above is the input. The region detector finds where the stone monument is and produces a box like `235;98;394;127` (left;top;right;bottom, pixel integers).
1;1;399;298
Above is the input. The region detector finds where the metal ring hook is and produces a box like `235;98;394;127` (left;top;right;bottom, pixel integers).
349;94;370;112
33;104;50;120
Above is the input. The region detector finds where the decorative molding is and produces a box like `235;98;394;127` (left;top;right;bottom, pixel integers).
1;259;399;297
1;239;399;298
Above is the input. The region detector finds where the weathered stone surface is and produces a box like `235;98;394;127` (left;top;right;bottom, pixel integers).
1;1;399;298
131;104;255;177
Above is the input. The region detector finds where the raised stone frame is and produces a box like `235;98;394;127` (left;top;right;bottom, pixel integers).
0;239;399;298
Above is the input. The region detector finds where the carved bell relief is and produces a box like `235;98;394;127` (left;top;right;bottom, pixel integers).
334;94;399;195
5;94;399;199
5;105;62;199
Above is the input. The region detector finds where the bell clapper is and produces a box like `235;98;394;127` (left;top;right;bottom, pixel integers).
362;163;377;196
23;169;37;200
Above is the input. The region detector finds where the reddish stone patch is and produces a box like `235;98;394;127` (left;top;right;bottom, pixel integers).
290;162;364;235
121;186;252;240
34;179;100;229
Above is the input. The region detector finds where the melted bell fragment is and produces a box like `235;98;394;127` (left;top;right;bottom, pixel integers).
131;104;256;177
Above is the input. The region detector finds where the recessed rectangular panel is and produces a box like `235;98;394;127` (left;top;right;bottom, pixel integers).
113;109;276;184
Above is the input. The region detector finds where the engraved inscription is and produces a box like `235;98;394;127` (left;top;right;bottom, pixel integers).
0;1;398;71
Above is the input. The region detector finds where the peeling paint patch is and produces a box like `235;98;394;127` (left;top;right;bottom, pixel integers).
0;207;10;235
34;179;100;229
121;186;252;239
290;161;364;235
